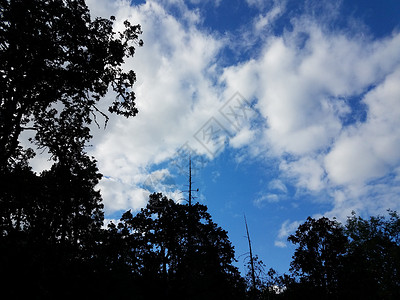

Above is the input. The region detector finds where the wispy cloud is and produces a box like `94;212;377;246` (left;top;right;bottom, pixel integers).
274;219;301;248
253;194;280;208
253;0;287;32
268;179;288;193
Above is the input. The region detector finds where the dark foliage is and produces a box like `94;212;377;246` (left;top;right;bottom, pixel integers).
243;212;400;300
287;216;348;299
343;211;400;299
104;193;247;300
0;0;143;171
0;0;142;297
257;212;400;300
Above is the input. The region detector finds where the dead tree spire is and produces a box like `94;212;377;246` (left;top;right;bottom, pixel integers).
189;156;192;207
245;214;256;297
186;156;199;247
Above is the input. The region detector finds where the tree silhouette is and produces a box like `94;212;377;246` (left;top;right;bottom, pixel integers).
0;0;142;171
0;0;142;297
343;211;400;299
281;213;400;299
287;217;348;299
113;193;247;300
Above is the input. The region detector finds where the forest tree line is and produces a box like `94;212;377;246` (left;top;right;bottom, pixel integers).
246;211;400;300
1;0;399;299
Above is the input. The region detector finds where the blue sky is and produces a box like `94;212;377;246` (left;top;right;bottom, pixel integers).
61;0;400;275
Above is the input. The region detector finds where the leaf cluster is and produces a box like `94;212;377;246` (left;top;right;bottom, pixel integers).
245;212;400;300
100;193;247;300
0;0;143;170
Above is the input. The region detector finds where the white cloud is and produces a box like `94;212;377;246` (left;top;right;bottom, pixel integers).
229;127;255;148
189;0;222;6
268;179;288;193
211;170;220;182
277;220;300;239
275;219;301;247
222;15;400;217
98;177;149;213
86;0;120;18
253;179;288;208
280;156;326;192
223;32;347;156
246;0;285;12
321;68;400;220
246;0;265;9
85;0;230;213
253;193;280;208
253;0;287;32
274;240;287;248
325;68;400;185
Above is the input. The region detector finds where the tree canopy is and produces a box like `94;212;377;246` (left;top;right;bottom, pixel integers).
103;193;246;299
0;0;142;297
249;212;400;300
287;216;348;298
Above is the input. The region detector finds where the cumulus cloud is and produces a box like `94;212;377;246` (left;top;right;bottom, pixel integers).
325;69;400;185
222;14;400;218
85;0;237;213
274;219;301;248
323;68;400;219
280;156;326;192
